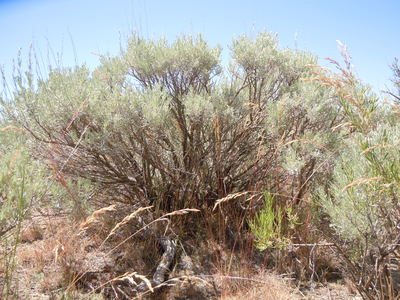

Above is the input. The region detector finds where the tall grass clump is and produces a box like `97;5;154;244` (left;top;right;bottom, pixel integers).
313;49;400;298
0;106;93;298
0;127;46;297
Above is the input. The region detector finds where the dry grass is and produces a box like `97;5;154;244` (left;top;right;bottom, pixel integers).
219;273;298;300
4;209;360;300
0;125;27;134
219;273;361;300
20;223;43;243
14;216;89;296
343;176;383;190
213;192;252;211
103;205;153;242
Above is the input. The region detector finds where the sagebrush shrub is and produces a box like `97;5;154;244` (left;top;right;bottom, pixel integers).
2;33;340;215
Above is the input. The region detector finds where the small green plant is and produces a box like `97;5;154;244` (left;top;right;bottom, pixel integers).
249;192;299;250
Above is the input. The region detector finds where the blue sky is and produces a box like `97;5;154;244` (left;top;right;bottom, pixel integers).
0;0;399;94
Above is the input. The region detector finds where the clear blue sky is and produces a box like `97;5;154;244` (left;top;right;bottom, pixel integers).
1;0;399;94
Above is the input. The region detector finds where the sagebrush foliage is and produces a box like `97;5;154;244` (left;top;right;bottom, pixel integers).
314;57;400;298
2;33;341;214
320;123;400;244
